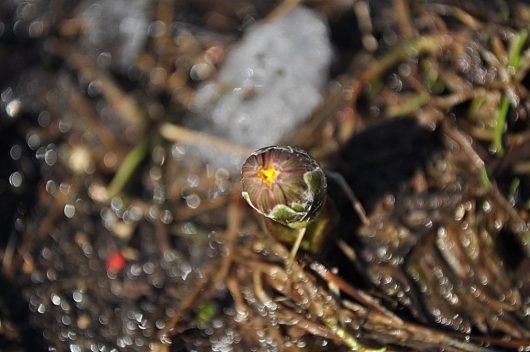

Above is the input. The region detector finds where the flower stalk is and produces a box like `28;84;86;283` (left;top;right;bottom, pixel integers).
241;146;385;351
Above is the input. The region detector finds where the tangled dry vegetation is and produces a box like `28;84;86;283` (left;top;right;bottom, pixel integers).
3;0;530;351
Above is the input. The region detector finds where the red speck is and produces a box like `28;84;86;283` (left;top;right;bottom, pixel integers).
105;251;126;273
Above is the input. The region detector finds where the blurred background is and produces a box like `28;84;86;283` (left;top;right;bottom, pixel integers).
2;0;530;351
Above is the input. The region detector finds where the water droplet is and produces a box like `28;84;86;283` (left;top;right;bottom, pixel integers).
26;132;40;149
190;62;213;81
153;185;165;203
129;264;142;277
9;144;22;160
110;197;124;213
180;263;191;280
64;204;76;218
171;144;186;160
147;206;159;221
62;315;72;326
87;80;102;97
28;20;44;37
9;171;23;188
6;99;21;118
69;343;81;352
45;148;57;166
494;219;503;230
185;193;201;209
30;271;44;283
41;247;52;260
38;110;51;127
160;209;173;224
60;300;71;312
149;166;162;181
36;146;46;160
143;262;155;275
51;293;61;305
103;152;118;168
72;290;83;303
147;20;166;37
1;88;12;102
97;52;112;68
187;174;200;188
45;180;57;194
155;319;165;329
134;337;145;347
58;117;72;133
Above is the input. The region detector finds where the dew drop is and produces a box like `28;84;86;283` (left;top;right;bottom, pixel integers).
51;293;61;305
171;144;186;160
185;193;201;209
160;209;173;224
6;99;21;118
9;171;23;188
28;20;44;37
64;204;76;218
26;132;40;149
9;144;22;160
45;148;57;166
38;110;51;127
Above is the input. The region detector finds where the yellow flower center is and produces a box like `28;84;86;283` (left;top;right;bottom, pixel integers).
258;166;279;187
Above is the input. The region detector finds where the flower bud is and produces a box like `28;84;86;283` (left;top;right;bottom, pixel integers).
241;146;326;228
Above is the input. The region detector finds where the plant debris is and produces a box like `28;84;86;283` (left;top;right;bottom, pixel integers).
2;0;530;351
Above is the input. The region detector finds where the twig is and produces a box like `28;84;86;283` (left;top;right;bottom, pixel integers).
160;122;253;156
1;229;18;277
49;41;146;134
69;93;127;156
445;125;530;256
203;191;241;294
159;276;210;340
394;0;414;39
353;0;377;51
154;218;171;255
309;261;399;322
173;196;228;221
264;0;303;23
427;4;483;31
342;33;455;143
387;92;429;118
154;0;176;69
444;124;491;189
326;170;369;225
226;276;247;317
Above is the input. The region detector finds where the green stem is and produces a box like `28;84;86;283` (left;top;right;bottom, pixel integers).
518;231;530;257
359;34;453;85
493;95;510;155
493;29;527;155
106;143;148;199
479;165;492;190
325;318;386;352
387;92;429;118
508;29;528;71
500;6;510;23
508;177;520;200
287;227;306;268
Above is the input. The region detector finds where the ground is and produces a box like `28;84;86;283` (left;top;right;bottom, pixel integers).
1;1;530;351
